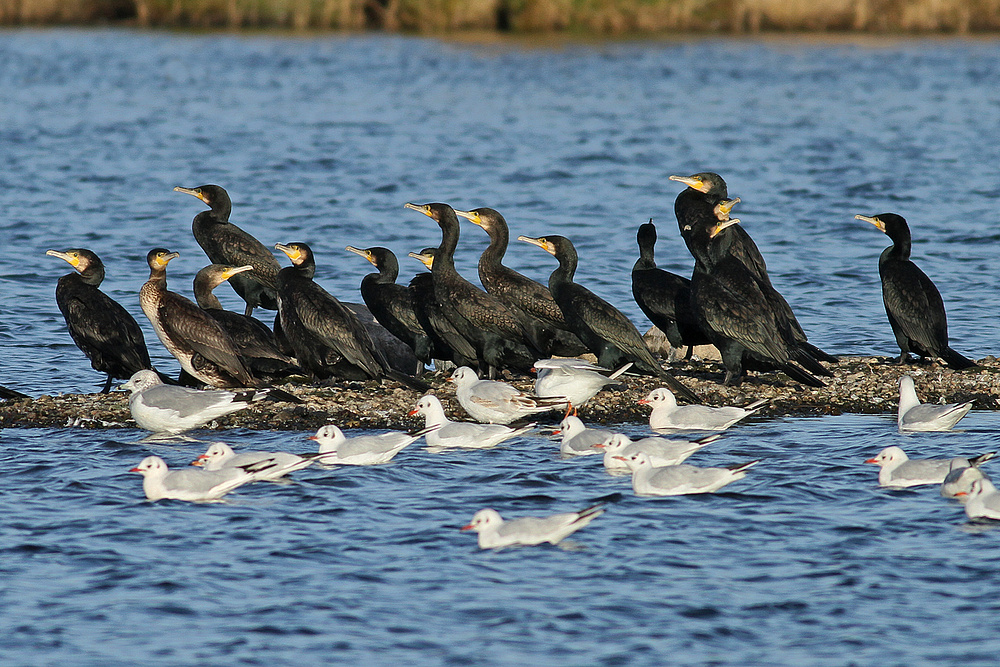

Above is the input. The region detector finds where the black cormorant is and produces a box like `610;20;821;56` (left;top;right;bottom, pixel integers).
856;213;975;369
174;184;281;317
346;245;429;374
193;264;303;380
404;202;539;376
407;248;480;369
630;220;711;358
517;234;699;402
46;248;156;393
140;248;255;388
453;207;588;357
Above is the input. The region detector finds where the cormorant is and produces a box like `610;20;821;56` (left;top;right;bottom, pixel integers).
174;184;280;317
517;234;699;402
856;213;975;369
46;248;156;393
404;202;539;376
453;207;588;357
671;172;837;368
630;220;711;358
407;248;480;369
140;248;255;388
346;245;429;374
193;264;303;380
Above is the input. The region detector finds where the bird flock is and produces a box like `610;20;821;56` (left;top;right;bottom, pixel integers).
40;172;996;544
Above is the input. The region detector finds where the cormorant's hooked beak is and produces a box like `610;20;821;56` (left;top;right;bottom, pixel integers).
155;251;180;268
345;246;376;266
173;186;209;205
668;174;707;192
45;249;79;268
453;209;483;227
715;197;740;220
855;214;886;233
274;243;301;263
518;235;556;256
709;218;741;239
408;251;434;269
404;202;433;218
221;265;254;281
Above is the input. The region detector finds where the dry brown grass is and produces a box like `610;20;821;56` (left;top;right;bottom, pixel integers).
2;0;1000;33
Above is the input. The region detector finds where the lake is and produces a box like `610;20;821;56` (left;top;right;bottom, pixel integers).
1;30;1000;665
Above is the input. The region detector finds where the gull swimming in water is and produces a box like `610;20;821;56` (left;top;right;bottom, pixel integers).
554;413;616;457
941;459;990;499
955;478;1000;520
615;451;759;496
308;424;435;465
120;369;274;435
595;432;722;471
461;505;604;549
192;442;320;480
533;359;631;407
640;387;766;431
865;446;995;488
897;374;973;432
409;394;534;451
450;366;564;424
130;454;271;501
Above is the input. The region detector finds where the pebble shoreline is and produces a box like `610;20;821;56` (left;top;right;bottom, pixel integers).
3;355;998;432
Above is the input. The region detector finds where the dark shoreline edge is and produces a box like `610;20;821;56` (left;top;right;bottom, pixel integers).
3;356;998;431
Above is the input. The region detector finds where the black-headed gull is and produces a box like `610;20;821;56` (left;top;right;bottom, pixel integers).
595;432;722;471
120;369;270;435
130;454;271;501
897;375;973;432
461;504;604;549
409;394;534;450
450;366;564;424
554;413;616;457
309;424;435;465
955;478;1000;520
192;442;319;480
941;460;990;499
533;359;631;407
615;451;758;496
865;446;995;488
640;387;766;431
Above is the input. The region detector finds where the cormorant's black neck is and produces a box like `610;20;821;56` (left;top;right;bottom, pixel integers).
885;227;912;261
635;223;657;271
433;211;460;274
480;221;509;270
193;274;224;310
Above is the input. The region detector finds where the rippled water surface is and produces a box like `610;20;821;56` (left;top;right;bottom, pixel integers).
2;30;1000;665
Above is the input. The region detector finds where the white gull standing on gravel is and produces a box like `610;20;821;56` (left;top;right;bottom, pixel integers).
640;387;767;431
955;478;1000;520
308;424;435;465
409;394;534;451
533;359;631;407
461;505;604;549
897;375;973;432
192;442;320;480
615;451;759;496
450;366;564;424
865;446;995;488
554;413;617;457
595;432;722;471
130;454;271;501
120;369;271;435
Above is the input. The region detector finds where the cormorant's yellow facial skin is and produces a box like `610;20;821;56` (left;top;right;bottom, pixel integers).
173;186;210;205
275;243;302;262
403;202;433;218
668;174;707;193
715;197;740;220
154;251;179;268
346;246;377;267
221;265;253;281
408;252;434;269
454;209;483;227
709;218;741;239
855;214;887;233
517;235;557;257
46;249;81;268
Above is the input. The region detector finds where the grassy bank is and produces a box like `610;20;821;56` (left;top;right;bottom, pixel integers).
3;0;1000;34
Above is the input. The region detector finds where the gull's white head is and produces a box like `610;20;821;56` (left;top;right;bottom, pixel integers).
639;387;677;409
865;446;907;468
120;370;161;393
461;508;503;533
192;442;235;466
309;424;346;452
129;455;168;477
449;366;479;388
614;451;653;471
595;433;631;453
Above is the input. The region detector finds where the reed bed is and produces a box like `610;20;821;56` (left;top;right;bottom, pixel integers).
2;0;999;34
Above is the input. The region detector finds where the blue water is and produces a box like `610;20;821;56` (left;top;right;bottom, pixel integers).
2;30;1000;665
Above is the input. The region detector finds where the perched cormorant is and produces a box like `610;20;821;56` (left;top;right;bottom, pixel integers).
346;245;429;374
193;264;303;380
453;207;588;357
630;220;711;358
856;213;975;369
517;234;699;402
407;248;480;369
671;172;837;368
174;184;280;317
404;202;539;376
140;248;255;388
46;248;156;393
274;242;425;388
